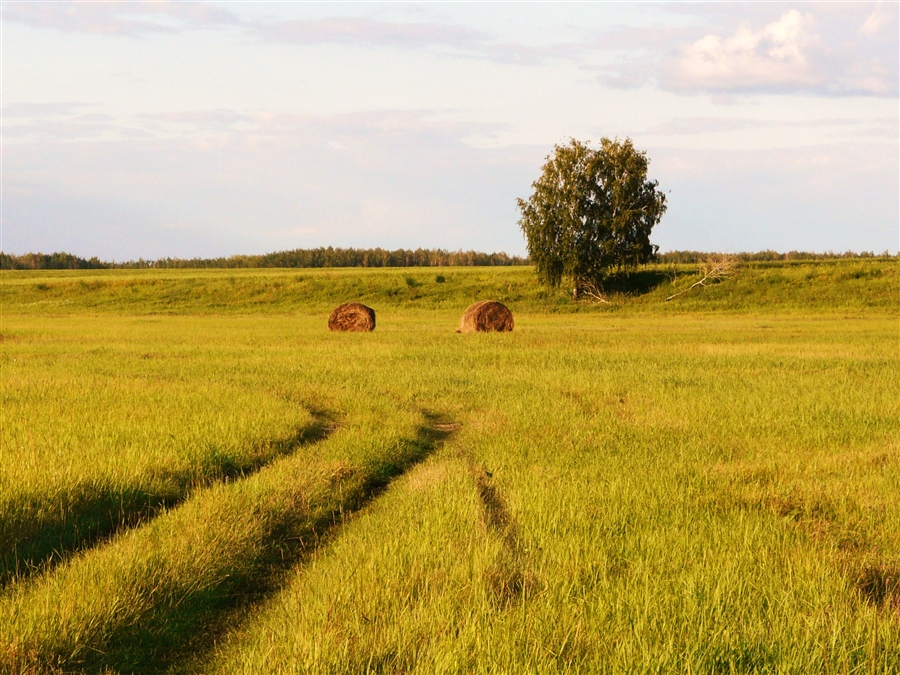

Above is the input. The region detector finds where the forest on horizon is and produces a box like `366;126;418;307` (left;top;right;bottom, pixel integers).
1;247;894;271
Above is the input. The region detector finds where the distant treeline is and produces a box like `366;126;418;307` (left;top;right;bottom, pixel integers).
0;248;528;270
0;252;108;270
1;247;894;271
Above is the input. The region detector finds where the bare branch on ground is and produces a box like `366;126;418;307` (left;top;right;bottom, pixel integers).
665;256;737;302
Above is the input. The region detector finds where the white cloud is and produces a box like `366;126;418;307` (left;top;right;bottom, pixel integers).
4;4;577;67
596;5;898;97
252;15;579;66
1;1;241;36
665;11;817;92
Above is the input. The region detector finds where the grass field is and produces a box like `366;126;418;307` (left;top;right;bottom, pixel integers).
1;259;898;674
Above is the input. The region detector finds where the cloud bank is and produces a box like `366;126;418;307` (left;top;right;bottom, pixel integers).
597;6;898;97
7;4;895;97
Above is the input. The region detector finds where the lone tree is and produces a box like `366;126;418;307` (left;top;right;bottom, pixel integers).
517;137;667;298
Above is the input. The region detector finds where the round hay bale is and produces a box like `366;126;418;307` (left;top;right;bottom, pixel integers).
457;300;514;333
328;302;376;332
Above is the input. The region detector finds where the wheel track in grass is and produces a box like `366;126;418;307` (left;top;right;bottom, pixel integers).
470;460;539;609
1;410;458;675
169;412;463;675
0;408;339;590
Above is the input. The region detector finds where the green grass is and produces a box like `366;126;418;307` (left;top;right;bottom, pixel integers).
1;261;897;674
0;316;335;585
2;258;896;314
1;399;448;673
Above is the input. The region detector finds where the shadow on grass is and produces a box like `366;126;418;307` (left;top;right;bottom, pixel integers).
598;270;669;297
72;411;459;675
0;407;339;589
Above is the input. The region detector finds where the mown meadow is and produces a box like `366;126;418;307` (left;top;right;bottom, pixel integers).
1;259;897;674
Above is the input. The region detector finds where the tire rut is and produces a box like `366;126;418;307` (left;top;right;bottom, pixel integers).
150;412;460;675
0;406;338;589
472;464;539;608
3;411;458;675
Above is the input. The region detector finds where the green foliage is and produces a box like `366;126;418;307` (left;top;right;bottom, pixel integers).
517;137;667;292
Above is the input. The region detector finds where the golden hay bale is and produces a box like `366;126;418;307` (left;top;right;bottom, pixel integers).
457;300;514;333
328;303;376;332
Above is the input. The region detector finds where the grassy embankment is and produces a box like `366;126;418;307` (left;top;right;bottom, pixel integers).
0;258;897;673
2;257;895;314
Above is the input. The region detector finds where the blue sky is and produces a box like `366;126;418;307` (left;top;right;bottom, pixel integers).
2;1;897;259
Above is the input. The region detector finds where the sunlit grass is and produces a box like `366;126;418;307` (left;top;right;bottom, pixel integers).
0;316;325;584
0;262;897;673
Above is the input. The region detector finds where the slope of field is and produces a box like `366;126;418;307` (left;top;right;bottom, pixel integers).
1;261;897;674
1;257;896;314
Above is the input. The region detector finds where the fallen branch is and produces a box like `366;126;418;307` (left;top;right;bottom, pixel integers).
577;279;610;304
665;256;737;302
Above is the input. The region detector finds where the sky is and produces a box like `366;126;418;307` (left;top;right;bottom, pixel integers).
2;1;898;260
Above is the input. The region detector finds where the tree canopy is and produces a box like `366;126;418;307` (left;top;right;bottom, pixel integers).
517;137;667;295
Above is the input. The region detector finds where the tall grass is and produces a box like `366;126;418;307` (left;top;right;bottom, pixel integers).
0;316;332;584
198;313;898;674
1;398;449;673
0;262;897;673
